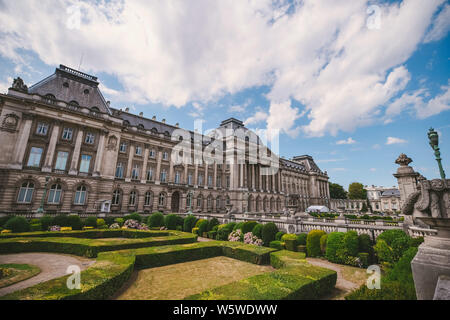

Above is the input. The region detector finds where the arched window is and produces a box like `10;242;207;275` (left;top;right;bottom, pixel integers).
207;195;213;209
151;128;158;134
123;120;130;127
17;182;34;203
196;195;203;208
129;191;137;206
145;192;152;206
69;100;79;106
164;131;170;137
216;197;221;210
158;193;165;206
74;186;87;205
112;189;121;205
48;184;62;204
45;94;56;104
137;124;145;130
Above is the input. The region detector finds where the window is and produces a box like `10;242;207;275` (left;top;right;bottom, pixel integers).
160;169;167;182
149;149;156;158
216;197;221;209
48;184;62;204
27;147;43;167
119;143;127;153
208;175;213;187
207;196;212;209
17;182;34;203
36;123;48;135
146;168;153;181
85;132;95;144
226;176;230;188
79;155;92;173
135;146;142;156
162;151;168;160
175;171;181;184
129;191;137;206
198;174;203;186
186;193;193;208
115;162;124;178
145;192;152;206
188;173;193;185
55;151;69;171
216;176;221;188
197;195;203;208
74;186;87;205
131;164;140;180
226;196;231;205
158;193;165;206
112;189;121;205
62;128;73;140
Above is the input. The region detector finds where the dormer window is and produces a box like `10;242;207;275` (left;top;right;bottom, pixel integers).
137;124;145;130
123;120;130;127
69;100;79;106
151;128;158;134
44;94;56;104
91;106;100;112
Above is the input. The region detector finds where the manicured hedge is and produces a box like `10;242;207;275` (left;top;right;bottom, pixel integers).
281;234;297;251
320;234;328;255
270;250;306;269
275;231;285;241
242;221;258;234
252;224;263;239
164;214;178;230
261;222;279;245
207;218;220;232
183;215;197;232
269;240;285;250
306;230;326;257
0;229;171;239
325;232;345;263
148;212;164;228
296;233;307;245
4;217;29;233
197;220;209;236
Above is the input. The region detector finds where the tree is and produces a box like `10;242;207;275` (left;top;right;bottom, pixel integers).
361;202;368;213
329;183;347;199
348;182;367;200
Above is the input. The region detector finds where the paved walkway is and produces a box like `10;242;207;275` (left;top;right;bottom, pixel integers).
306;258;362;300
197;237;213;242
0;253;94;297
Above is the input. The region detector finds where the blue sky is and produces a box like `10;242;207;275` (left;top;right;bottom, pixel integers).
0;0;449;190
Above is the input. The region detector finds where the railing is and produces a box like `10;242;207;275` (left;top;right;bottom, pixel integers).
408;226;438;238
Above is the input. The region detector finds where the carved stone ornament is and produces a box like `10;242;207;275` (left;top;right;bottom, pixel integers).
10;77;28;93
106;135;118;151
1;113;20;132
395;153;413;166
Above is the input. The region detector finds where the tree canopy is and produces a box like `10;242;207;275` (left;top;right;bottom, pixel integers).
329;183;347;199
348;182;367;200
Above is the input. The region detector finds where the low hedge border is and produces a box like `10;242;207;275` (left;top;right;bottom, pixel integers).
0;233;197;258
0;229;171;239
186;250;336;300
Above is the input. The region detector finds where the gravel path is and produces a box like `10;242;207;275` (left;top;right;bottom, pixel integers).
306;258;362;300
0;253;94;297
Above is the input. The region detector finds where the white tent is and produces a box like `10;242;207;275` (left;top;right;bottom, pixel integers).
306;205;330;213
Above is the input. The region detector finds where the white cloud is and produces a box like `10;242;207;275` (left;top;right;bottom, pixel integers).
0;76;12;94
331;168;347;172
244;109;269;126
336;137;356;145
0;0;446;137
386;136;408;145
424;3;450;43
228;105;246;113
370;168;377;172
316;158;347;163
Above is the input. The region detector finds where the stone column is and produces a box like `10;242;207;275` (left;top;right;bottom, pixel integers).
11;114;33;169
42;122;60;172
169;159;174;183
93;131;106;177
213;163;217;189
194;164;199;186
68;128;84;175
125;144;135;182
251;165;255;190
184;163;188;184
239;163;244;188
140;145;150;183
204;164;209;189
155;148;162;184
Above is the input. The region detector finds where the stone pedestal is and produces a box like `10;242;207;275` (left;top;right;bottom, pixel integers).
411;236;450;300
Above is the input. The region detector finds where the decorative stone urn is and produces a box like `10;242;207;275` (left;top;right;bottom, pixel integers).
402;178;450;299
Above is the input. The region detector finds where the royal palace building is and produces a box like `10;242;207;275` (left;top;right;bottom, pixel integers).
0;65;330;216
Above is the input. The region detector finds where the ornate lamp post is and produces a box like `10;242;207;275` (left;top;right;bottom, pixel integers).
428;127;446;179
36;176;50;216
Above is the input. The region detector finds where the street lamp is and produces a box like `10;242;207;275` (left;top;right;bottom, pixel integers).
36;176;50;215
428;127;446;179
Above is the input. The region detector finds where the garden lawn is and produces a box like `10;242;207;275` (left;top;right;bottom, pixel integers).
0;264;41;288
115;256;274;300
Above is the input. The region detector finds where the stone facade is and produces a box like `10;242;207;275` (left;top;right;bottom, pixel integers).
0;65;330;216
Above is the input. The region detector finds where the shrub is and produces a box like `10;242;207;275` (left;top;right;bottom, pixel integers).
148;212;164;228
320;234;328;254
109;223;120;229
216;224;233;241
52;215;70;227
175;215;185;228
40;216;53;231
297;245;306;253
228;229;243;242
183;215;197;232
358;253;369;268
4;216;30;233
0;216;13;228
306;230;326;257
242;221;258;234
164;214;178;230
261;223;279;246
30;224;42;232
342;231;359;257
30;218;40;225
375;229;412;266
358;234;372;253
195;219;206;229
207;230;217;239
192;227;199;235
251;224;263;238
104;217;115;226
226;222;237;231
296;233;307;245
96;219;107;229
176;226;183;231
408;237;424;248
325;232;345;263
275;231;285;241
197;220;209;237
233;222;245;231
114;218;124;226
207;218;220;232
67;215;83;230
84;217;97;228
269;240;285;250
281;234;298;251
124;213;142;223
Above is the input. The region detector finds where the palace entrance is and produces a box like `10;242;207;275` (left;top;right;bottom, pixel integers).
171;191;180;212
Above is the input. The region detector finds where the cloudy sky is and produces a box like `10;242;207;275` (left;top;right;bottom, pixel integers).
0;0;449;189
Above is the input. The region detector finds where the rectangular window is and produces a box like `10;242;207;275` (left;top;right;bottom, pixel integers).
162;152;168;160
135;146;142;156
132;164;140;180
188;174;193;185
146;168;153;181
55;151;69;170
226;176;230;188
27;147;43;167
149;149;156;158
62;128;73;140
36;123;48;135
119;143;127;153
208;175;212;187
198;174;203;186
79;154;92;173
85;132;95;144
115;162;124;178
160;170;167;182
216;176;221;188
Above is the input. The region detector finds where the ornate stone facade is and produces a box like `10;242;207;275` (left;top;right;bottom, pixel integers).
0;65;330;216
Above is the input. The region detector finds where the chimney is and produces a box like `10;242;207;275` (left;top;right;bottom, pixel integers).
152;116;156;120
162;119;166;123
175;123;179;127
139;112;143;117
125;107;129;112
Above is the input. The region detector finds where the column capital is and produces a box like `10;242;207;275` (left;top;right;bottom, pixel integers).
22;112;35;120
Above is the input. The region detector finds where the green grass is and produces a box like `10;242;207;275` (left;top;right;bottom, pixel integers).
0;264;41;288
